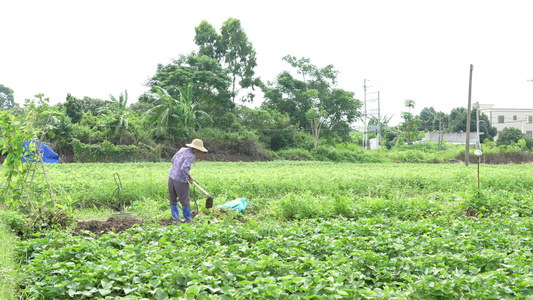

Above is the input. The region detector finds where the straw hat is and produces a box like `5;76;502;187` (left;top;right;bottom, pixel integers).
186;139;208;152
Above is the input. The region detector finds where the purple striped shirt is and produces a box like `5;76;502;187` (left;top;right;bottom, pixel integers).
168;147;195;183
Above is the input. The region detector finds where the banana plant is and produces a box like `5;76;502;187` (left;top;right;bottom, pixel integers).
143;87;181;138
106;90;130;143
177;84;212;130
145;84;212;139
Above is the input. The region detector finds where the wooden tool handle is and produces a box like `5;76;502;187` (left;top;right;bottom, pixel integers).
192;181;211;197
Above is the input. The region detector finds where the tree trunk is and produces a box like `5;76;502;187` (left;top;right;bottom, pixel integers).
232;74;237;103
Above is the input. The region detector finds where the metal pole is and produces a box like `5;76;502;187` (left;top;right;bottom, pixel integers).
363;79;367;149
476;102;481;149
438;115;443;151
377;91;381;147
477;157;480;189
465;64;473;166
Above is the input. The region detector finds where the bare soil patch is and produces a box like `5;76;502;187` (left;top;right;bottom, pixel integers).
75;216;145;236
74;215;198;236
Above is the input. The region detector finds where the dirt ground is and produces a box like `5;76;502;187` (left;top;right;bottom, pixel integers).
75;217;143;236
74;213;199;236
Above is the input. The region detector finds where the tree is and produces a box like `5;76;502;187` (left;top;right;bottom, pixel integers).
64;94;83;124
47;107;73;155
144;53;233;122
306;107;327;149
418;107;449;132
236;106;297;150
0;84;15;110
448;107;468;133
497;127;527;146
261;70;308;127
261;56;361;142
194;20;219;59
367;114;394;147
401;99;417;145
448;107;497;141
81;96;107;116
194;18;260;103
21;94;57;132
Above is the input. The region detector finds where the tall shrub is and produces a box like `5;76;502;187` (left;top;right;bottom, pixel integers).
0;111;37;210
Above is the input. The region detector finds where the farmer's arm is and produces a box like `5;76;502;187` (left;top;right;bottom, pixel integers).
180;155;195;183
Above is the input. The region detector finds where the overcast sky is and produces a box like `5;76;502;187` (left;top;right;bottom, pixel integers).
2;0;532;125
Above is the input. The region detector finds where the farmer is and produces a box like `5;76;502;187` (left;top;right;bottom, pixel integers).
168;139;208;222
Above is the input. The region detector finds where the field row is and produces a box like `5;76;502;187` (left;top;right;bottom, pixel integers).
27;161;533;208
18;216;533;299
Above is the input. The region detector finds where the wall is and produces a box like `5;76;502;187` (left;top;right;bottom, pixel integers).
423;132;481;145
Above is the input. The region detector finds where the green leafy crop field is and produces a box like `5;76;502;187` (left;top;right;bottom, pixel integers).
14;162;533;299
34;161;533;206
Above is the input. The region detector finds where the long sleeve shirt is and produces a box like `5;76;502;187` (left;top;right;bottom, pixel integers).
168;147;195;183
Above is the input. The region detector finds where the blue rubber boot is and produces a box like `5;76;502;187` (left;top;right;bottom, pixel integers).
182;205;192;222
170;205;181;221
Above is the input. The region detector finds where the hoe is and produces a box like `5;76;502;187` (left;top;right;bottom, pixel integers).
178;181;214;219
191;181;214;209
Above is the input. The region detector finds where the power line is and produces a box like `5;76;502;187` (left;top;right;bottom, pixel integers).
30;122;355;133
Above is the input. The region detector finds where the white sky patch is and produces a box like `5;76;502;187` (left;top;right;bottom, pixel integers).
1;0;532;125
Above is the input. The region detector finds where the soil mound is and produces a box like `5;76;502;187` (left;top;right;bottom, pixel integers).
75;216;144;236
74;217;188;236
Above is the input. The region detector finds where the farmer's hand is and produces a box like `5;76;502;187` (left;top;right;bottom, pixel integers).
188;177;194;184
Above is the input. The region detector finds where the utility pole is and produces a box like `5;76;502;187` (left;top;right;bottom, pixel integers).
465;64;473;166
363;79;368;149
438;115;443;151
377;91;381;147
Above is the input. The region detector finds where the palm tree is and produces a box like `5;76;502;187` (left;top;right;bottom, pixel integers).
403;99;416;145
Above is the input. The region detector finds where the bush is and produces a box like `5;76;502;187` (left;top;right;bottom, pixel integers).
275;148;312;160
0;210;27;237
392;141;456;153
277;193;333;220
456;190;533;218
311;145;388;163
0;208;75;238
25;208;75;238
276;193;456;221
0;208;76;238
195;128;271;160
497;127;527;146
71;123;105;144
72;139;159;162
389;150;441;163
456;146;533;164
291;130;315;150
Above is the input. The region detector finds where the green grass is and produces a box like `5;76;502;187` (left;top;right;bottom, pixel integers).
18;161;533;210
0;221;18;299
8;161;533;298
71;198;170;221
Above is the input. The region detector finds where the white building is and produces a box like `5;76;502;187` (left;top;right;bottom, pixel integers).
480;104;533;139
